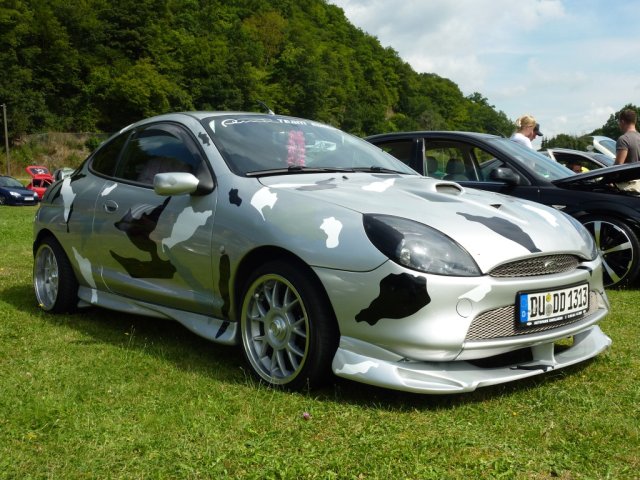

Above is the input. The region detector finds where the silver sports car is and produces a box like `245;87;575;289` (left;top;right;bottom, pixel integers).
33;112;611;393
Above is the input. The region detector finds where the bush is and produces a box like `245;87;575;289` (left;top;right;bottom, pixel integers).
84;136;104;152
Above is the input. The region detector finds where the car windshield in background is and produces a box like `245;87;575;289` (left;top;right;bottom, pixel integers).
491;137;575;180
207;115;416;176
593;153;615;167
599;138;617;155
0;176;25;188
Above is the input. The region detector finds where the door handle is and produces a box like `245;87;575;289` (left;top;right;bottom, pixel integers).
103;200;118;213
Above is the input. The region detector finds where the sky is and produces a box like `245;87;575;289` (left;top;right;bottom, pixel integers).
328;0;640;145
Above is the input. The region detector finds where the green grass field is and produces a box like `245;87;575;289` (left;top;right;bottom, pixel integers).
1;205;639;479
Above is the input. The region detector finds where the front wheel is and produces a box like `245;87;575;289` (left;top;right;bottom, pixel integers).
33;237;79;312
582;215;640;288
239;260;338;390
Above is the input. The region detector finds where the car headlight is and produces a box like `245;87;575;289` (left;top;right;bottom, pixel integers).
10;191;21;198
363;214;481;276
565;214;598;260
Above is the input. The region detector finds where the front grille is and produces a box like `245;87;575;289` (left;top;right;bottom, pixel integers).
490;255;579;278
465;291;599;341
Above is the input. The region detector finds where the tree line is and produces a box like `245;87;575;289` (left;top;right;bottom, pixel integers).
1;0;515;140
0;0;636;148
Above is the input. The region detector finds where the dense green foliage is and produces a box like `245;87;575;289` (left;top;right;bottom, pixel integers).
592;103;640;139
541;133;591;151
0;0;514;140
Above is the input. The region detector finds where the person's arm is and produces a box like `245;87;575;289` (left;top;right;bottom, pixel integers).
615;148;628;165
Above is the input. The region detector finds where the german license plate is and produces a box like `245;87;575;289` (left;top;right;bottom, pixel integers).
517;284;589;327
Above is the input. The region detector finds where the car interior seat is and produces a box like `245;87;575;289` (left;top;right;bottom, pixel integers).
137;156;193;184
443;158;468;181
425;156;443;178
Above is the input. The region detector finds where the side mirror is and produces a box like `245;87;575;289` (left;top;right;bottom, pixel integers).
153;172;200;196
489;167;520;185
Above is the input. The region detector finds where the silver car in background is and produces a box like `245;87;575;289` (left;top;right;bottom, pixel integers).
33;112;611;393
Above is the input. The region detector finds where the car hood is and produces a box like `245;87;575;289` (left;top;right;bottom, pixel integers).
553;162;640;186
259;173;593;272
1;185;33;194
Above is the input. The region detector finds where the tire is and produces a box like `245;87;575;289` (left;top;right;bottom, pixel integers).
0;195;6;205
33;236;79;313
239;260;338;390
581;215;640;288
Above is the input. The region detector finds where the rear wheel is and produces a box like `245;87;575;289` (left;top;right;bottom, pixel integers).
33;237;79;312
239;260;338;390
582;215;640;288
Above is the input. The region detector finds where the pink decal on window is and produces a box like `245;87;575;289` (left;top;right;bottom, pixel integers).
287;130;306;166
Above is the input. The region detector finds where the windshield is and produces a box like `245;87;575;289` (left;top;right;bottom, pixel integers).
0;176;25;188
490;138;574;180
206;115;417;176
592;153;614;166
598;137;616;155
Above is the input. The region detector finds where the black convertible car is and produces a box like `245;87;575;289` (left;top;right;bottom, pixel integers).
366;131;640;288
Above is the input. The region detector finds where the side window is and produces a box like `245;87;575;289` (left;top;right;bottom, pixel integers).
373;139;415;169
471;146;505;181
424;143;471;180
116;123;201;185
90;134;128;177
553;152;590;173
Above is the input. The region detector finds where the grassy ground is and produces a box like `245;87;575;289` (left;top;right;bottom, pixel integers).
1;205;639;479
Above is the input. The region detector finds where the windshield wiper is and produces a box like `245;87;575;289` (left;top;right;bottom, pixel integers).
350;166;408;174
245;165;409;177
246;166;356;177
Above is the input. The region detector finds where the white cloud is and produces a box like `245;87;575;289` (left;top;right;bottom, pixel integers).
329;0;640;138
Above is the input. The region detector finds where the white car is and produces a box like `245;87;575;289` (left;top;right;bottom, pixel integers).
33;112;611;394
587;135;616;159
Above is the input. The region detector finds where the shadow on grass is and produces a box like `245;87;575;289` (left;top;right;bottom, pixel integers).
4;282;600;412
315;360;595;411
3;283;246;387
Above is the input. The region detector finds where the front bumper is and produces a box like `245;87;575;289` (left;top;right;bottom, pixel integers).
332;325;611;394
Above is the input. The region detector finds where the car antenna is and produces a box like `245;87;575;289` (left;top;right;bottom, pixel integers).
257;100;275;115
489;128;507;138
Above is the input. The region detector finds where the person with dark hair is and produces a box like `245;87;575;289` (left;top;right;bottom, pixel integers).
532;123;543;140
615;109;640;165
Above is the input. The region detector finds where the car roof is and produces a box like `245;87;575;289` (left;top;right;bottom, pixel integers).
123;111;330;132
544;147;613;165
546;147;594;157
135;111;304;123
365;131;502;141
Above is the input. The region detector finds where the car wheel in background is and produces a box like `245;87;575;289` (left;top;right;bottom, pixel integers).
33;237;79;312
240;260;338;389
582;215;640;288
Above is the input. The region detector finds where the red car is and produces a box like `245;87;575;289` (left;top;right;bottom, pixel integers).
25;166;54;200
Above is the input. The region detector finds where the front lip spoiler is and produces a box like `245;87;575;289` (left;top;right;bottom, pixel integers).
332;326;611;394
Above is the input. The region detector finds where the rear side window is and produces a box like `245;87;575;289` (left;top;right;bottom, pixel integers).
90;134;128;177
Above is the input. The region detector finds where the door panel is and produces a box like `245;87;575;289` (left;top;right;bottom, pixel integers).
92;185;216;314
88;122;218;314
